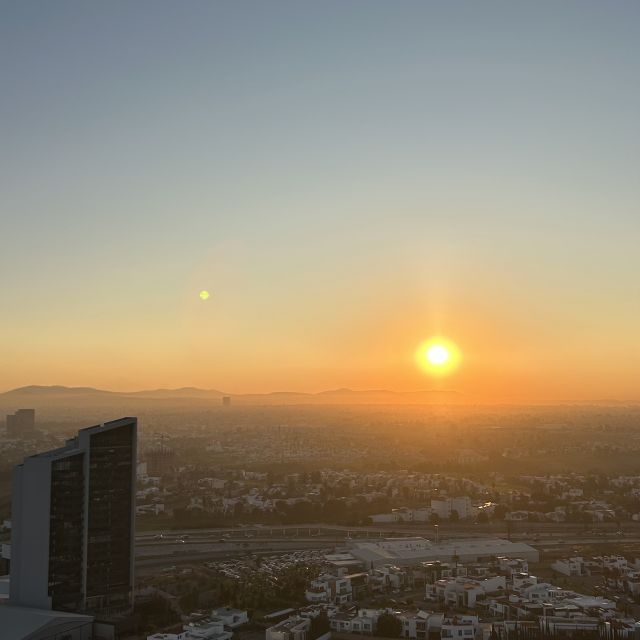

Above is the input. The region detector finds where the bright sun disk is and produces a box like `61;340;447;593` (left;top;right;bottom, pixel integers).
416;338;460;376
426;344;450;366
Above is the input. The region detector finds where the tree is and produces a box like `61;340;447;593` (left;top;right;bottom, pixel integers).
134;595;179;633
179;588;199;613
376;613;402;638
310;612;331;640
493;504;508;520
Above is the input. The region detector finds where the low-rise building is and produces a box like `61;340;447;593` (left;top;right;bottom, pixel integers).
305;573;354;604
440;615;480;640
182;616;233;640
211;607;248;628
431;497;473;520
426;575;505;608
266;616;310;640
552;556;587;577
0;605;103;640
347;537;539;567
372;565;411;591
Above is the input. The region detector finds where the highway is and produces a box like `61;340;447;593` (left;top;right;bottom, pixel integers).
136;520;640;541
134;522;640;575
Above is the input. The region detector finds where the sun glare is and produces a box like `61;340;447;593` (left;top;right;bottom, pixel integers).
427;344;450;366
416;338;460;375
199;290;210;300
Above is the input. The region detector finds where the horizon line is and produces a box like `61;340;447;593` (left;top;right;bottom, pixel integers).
1;383;639;407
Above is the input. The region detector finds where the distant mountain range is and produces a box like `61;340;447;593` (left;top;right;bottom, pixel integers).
1;386;637;410
0;384;463;407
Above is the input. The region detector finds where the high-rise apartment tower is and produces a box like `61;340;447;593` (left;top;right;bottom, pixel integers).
10;417;137;615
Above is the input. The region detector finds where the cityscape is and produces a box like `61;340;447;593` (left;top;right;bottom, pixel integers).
2;2;640;640
3;401;640;639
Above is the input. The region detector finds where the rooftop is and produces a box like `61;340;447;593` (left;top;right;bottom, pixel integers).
0;605;94;640
347;537;539;565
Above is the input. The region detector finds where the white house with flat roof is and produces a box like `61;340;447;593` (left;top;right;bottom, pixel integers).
266;616;310;640
211;607;248;628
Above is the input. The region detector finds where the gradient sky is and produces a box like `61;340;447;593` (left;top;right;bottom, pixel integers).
2;1;640;402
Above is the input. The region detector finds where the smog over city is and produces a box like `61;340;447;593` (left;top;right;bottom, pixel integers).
2;3;640;640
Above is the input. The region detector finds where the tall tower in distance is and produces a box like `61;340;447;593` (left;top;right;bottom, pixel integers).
6;408;36;437
9;417;137;615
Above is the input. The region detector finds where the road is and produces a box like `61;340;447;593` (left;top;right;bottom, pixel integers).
136;520;640;541
134;521;640;575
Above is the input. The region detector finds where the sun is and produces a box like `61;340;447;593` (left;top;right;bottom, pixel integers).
426;344;450;366
416;338;460;375
199;290;210;300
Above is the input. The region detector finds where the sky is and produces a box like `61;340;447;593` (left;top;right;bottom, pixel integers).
1;1;640;402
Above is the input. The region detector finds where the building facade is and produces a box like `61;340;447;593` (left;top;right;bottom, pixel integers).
10;417;137;615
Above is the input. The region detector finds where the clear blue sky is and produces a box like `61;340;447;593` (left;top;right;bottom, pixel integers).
1;1;639;400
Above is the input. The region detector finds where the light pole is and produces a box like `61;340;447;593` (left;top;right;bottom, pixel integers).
434;524;439;543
